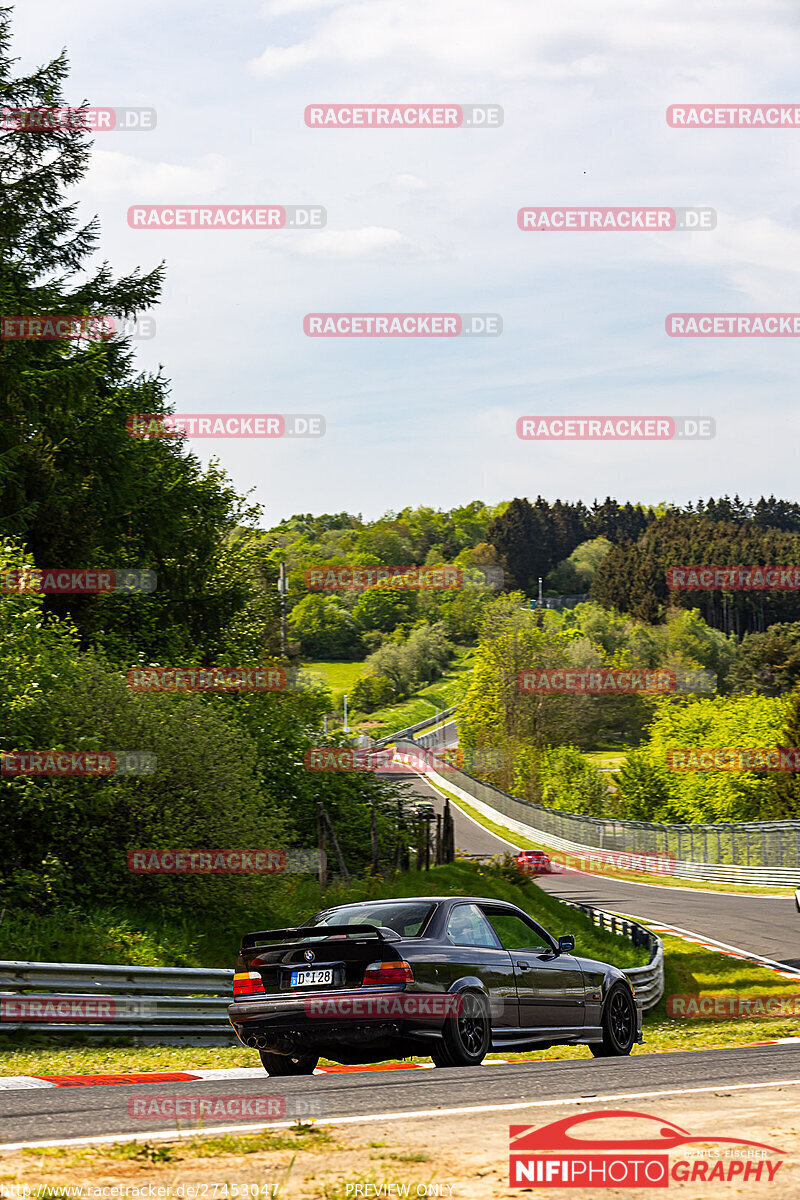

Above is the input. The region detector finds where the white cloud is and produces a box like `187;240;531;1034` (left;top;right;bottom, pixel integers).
250;0;799;80
293;225;413;258
261;0;358;13
85;151;229;198
395;174;427;191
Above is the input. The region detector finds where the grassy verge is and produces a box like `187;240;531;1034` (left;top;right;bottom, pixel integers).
583;750;626;770
433;781;794;897
298;660;367;704
354;649;474;737
0;861;645;969
19;1123;332;1165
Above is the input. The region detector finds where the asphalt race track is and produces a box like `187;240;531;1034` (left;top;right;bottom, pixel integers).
3;1045;800;1149
398;769;800;968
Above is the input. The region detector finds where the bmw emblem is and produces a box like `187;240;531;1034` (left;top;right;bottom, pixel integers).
304;950;315;962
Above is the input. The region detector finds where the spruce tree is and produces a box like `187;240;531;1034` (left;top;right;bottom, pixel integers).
0;8;253;660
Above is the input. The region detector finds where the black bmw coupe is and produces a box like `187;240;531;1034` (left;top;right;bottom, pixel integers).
227;895;642;1075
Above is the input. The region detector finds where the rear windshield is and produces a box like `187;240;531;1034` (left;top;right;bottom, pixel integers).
310;902;435;937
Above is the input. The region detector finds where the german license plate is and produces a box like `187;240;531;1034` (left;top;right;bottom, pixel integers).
290;968;333;987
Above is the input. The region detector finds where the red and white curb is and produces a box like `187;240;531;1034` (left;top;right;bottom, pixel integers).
0;1059;509;1092
3;1040;800;1094
642;920;800;979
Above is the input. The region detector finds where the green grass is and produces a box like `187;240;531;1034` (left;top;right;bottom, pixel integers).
22;1124;330;1166
355;649;474;737
299;660;368;703
583;750;626;770
0;906;215;967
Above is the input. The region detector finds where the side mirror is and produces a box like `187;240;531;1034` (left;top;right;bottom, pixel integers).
558;934;575;954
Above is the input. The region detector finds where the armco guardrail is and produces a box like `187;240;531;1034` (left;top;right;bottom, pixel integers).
372;705;458;748
567;903;663;1013
0;960;236;1044
423;754;800;888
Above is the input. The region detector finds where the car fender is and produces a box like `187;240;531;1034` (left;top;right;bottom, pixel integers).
573;957;634;1003
446;975;503;1022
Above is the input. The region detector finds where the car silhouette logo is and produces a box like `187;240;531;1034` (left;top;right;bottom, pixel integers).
304;950;315;962
509;1110;785;1154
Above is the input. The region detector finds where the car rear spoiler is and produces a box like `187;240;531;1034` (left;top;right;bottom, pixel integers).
241;924;398;951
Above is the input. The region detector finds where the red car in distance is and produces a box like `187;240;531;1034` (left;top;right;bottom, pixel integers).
513;849;554;876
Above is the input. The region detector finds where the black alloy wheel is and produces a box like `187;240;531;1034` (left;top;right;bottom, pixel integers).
431;990;491;1068
590;984;637;1057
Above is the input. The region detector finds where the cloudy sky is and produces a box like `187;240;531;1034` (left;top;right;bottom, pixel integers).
13;1;800;523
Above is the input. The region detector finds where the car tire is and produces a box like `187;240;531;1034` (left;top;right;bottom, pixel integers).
431;990;490;1068
258;1050;319;1076
589;984;637;1057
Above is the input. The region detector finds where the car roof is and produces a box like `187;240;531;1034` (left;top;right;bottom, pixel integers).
318;895;520;909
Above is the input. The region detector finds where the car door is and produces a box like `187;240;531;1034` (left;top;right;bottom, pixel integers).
481;907;585;1032
440;902;519;1029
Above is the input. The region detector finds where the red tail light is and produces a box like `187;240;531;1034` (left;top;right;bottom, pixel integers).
362;960;415;986
233;970;266;998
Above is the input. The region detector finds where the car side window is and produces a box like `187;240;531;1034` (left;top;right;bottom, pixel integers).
446;903;501;948
484;911;552;954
